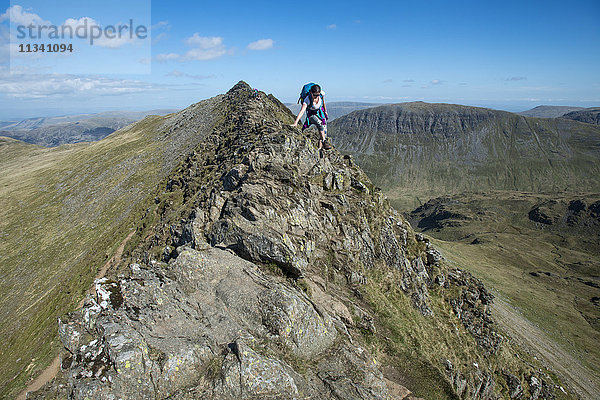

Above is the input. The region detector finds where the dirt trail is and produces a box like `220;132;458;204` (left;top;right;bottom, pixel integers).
492;297;600;400
17;230;136;400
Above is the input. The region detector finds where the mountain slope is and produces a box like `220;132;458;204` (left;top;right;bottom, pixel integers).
0;110;178;131
328;102;600;209
407;192;600;399
32;83;570;399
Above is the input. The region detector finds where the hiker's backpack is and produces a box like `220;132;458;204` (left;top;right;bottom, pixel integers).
298;83;319;104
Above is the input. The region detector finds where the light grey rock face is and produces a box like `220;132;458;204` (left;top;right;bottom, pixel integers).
317;345;390;400
57;246;405;399
258;286;337;357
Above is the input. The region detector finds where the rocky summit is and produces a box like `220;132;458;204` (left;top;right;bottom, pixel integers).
32;82;558;399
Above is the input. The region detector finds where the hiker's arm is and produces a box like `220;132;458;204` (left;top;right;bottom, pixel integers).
291;103;308;126
322;97;328;120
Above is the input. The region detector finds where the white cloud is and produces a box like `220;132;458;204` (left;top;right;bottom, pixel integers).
182;45;226;61
59;17;143;48
326;24;336;30
0;69;159;99
153;32;168;44
151;21;170;31
150;21;169;44
95;34;138;49
0;5;48;26
185;34;222;48
1;8;145;49
61;16;98;31
0;25;9;62
430;79;443;85
504;76;527;81
247;38;274;51
157;34;229;62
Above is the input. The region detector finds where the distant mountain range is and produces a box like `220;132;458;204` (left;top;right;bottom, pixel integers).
329;102;600;209
0;109;176;147
286;103;599;122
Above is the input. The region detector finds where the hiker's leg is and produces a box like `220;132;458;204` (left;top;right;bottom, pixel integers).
318;120;331;149
308;115;325;148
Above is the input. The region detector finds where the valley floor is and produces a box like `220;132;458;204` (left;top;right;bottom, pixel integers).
401;190;600;400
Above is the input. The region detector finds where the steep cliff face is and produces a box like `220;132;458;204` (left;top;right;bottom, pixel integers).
33;83;562;399
328;102;600;209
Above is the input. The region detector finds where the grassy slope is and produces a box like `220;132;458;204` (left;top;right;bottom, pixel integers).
0;119;164;398
406;191;600;397
0;100;225;398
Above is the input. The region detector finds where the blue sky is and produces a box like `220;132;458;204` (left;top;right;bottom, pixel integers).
0;0;599;119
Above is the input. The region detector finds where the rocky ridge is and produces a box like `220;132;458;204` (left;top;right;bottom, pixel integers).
33;82;558;399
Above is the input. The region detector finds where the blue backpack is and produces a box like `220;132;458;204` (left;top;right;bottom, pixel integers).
298;83;319;104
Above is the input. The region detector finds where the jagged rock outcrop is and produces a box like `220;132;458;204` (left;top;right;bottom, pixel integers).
56;248;386;399
446;270;501;355
34;82;556;400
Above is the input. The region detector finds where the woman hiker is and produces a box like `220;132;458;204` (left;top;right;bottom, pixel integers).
291;83;332;150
